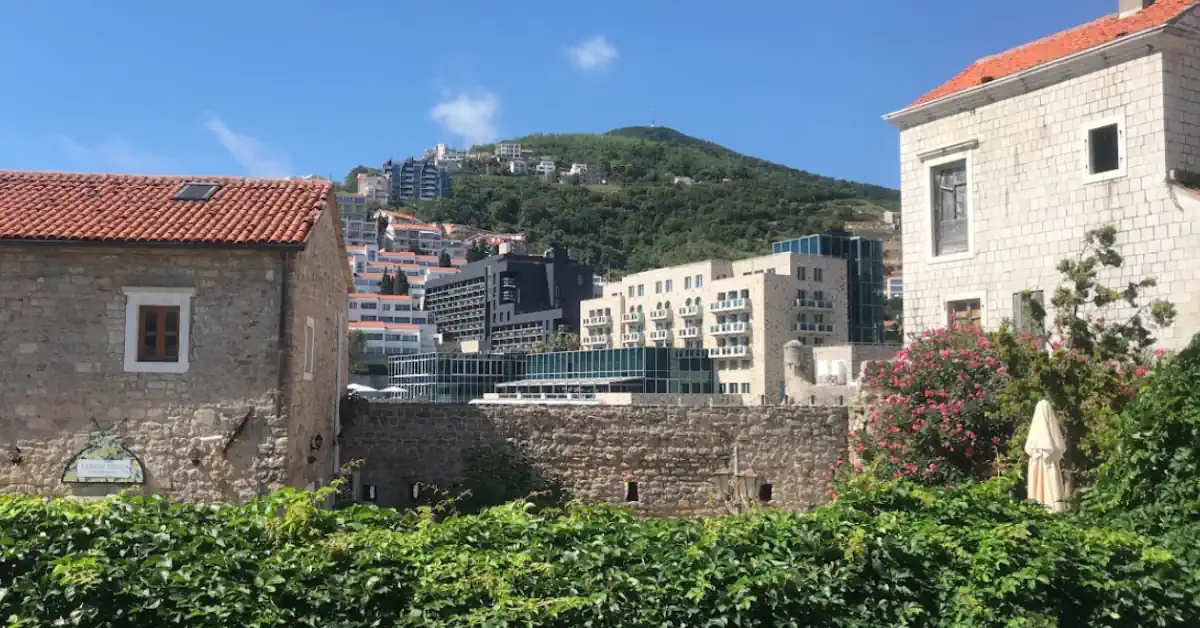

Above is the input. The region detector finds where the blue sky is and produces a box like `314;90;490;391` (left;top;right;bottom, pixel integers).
0;1;1114;188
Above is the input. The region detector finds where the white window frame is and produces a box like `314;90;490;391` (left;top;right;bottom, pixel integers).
304;316;316;381
122;287;195;374
1081;113;1126;184
925;150;975;264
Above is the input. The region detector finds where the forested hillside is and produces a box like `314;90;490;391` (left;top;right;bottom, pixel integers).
409;127;900;274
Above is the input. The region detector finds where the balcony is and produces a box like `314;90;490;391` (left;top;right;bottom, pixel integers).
583;334;610;346
677;305;701;317
583;315;611;327
795;323;835;334
648;329;672;342
708;345;750;358
709;322;749;335
677;326;701;339
621;332;643;343
621;312;643;323
795;298;834;310
648;309;672;321
710;298;749;313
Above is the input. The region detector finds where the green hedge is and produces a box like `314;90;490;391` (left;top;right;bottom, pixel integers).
3;476;1197;627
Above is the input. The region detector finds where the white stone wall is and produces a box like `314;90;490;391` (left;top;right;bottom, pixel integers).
898;49;1200;349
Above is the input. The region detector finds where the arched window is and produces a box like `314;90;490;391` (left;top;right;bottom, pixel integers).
685;298;692;306
656;302;662;310
629;306;635;313
664;301;671;309
637;305;643;312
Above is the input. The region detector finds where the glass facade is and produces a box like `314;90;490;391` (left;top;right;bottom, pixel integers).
773;234;886;344
519;347;715;394
388;353;526;402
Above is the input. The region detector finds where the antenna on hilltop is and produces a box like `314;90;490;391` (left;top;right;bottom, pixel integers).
650;108;658;128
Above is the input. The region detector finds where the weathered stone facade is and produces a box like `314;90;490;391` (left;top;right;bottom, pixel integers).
341;403;848;517
891;14;1200;349
0;207;347;502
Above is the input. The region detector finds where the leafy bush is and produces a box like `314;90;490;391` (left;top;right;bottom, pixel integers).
3;479;1198;627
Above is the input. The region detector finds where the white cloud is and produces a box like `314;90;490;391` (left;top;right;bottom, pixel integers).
53;134;174;173
565;35;618;71
430;92;499;147
203;114;291;178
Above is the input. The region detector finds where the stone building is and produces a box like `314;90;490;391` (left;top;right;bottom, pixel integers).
0;172;350;502
782;340;899;406
886;0;1200;349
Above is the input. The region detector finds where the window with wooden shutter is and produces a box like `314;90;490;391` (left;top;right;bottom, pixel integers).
137;305;181;362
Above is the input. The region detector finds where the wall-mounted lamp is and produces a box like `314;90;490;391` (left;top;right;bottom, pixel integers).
6;444;22;465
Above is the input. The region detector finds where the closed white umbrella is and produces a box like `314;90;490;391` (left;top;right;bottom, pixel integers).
378;386;405;393
347;383;377;393
1024;400;1068;513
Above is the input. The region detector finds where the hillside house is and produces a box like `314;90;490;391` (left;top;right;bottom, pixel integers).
0;172;350;502
886;0;1200;348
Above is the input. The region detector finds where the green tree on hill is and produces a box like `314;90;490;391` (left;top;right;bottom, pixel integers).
438;251;451;268
380;272;394;295
394;272;410;296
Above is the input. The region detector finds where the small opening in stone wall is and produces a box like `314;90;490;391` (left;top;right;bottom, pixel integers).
409;482;421;502
624;481;639;503
758;483;773;503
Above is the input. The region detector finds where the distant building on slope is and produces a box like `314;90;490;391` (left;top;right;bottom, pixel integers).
383;158;450;204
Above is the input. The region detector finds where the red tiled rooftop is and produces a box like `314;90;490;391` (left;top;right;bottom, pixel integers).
911;0;1194;107
0;171;332;246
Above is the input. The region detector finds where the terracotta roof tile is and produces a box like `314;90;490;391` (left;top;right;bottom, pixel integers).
0;171;332;246
911;0;1194;107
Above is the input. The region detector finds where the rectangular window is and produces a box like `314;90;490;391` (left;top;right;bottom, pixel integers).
740;289;749;299
741;383;750;394
304;317;315;381
766;268;775;275
932;160;968;256
696;275;703;288
797;267;806;280
814;290;824;301
1012;290;1045;334
684;276;692;289
947;298;982;330
1088;124;1121;175
628;286;634;297
637;284;644;297
665;279;673;292
137;306;181;362
655;280;662;294
813;268;823;282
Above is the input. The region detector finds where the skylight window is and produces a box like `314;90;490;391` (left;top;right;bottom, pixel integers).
172;183;220;201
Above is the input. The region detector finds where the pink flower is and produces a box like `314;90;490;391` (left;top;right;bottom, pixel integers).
928;463;937;472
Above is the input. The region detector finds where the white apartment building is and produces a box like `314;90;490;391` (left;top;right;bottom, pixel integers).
348;293;432;325
886;0;1200;349
494;143;522;160
348;321;435;358
356;173;390;204
579;253;849;401
337;192;376;248
534;160;557;176
509;159;528;175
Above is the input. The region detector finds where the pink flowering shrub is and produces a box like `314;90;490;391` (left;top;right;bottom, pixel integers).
846;326;1016;485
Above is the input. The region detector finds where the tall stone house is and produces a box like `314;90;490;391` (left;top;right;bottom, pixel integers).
886;0;1200;349
0;172;350;502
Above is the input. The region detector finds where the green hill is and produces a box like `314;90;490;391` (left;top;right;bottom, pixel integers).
407;127;899;274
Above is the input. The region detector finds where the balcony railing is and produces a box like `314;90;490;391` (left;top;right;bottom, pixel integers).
794;298;833;310
709;322;748;335
677;305;701;317
648;329;672;341
582;316;611;327
708;345;750;358
621;332;642;343
795;323;835;334
710;298;749;313
648;309;672;321
583;334;609;346
621;312;643;323
677;326;701;338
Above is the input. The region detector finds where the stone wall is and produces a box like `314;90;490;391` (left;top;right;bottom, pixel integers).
340;403;848;517
281;202;349;490
0;245;289;502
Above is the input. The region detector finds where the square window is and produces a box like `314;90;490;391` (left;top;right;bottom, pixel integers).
931;160;969;256
122;287;194;374
1088;124;1120;175
947;298;982;330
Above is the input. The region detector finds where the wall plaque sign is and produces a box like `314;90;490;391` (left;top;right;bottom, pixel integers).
62;433;145;484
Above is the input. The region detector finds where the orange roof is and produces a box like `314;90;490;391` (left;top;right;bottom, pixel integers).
391;223;441;232
0;171;331;245
911;0;1193;106
451;257;467;265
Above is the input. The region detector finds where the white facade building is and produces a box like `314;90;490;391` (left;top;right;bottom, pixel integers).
885;0;1200;349
534;160;557;176
495;143;522;160
337;192;376;248
509;159;527;175
356;173;390;204
579;252;849;402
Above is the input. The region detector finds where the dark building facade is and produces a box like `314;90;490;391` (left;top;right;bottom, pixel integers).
423;247;594;352
772;233;886;344
383;158;450;203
